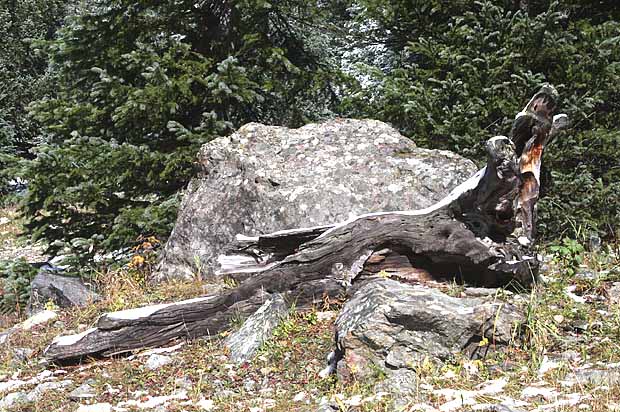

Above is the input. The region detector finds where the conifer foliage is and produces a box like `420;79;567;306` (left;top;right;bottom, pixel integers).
342;0;620;239
23;0;339;269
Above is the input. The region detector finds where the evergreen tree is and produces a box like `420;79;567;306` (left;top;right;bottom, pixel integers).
0;0;70;194
24;0;342;270
342;0;620;239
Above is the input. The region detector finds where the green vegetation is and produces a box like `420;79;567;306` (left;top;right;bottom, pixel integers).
340;0;620;240
17;0;343;271
0;1;618;273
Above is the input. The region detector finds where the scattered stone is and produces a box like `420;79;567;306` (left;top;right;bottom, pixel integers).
0;392;29;409
433;379;509;412
117;390;187;409
144;354;173;370
0;310;58;346
568;367;620;386
375;369;419;409
0;379;27;393
244;379;256;392
575;270;598;280
27;268;100;315
154;118;477;281
21;310;58;330
565;286;586;304
11;348;34;363
174;377;193;391
316;311;337;321
0;217;10;225
75;403;113;412
224;293;288;363
69;381;97;400
26;380;73;402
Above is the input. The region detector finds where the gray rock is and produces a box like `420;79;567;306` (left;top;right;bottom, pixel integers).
568;367;620;386
26;380;73;402
375;369;419;409
144;354;173;370
154;119;477;281
69;381;97;400
174;377;193;391
11;348;33;363
27;268;100;315
333;279;523;383
0;392;29;409
224;293;288;363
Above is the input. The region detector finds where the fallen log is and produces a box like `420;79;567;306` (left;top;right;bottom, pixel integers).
44;86;567;363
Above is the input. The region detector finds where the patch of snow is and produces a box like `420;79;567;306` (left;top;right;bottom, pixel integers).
197;398;215;411
565;286;586;304
75;403;113;412
539;355;562;376
522;386;559;400
50;328;97;346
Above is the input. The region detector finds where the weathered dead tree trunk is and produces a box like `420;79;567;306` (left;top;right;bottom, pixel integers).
44;86;567;363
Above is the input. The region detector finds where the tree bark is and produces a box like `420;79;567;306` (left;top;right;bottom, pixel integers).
44;86;566;363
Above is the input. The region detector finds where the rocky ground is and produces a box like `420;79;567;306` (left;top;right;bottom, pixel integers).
1;205;620;411
0;207;47;263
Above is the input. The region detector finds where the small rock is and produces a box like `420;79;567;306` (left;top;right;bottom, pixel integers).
218;390;235;399
244;379;256;392
75;403;113;412
575;270;598;280
0;392;29;409
11;348;34;363
144;354;173;370
224;293;288;363
569;368;620;386
27;269;100;315
316;311;337;321
69;381;97;400
293;392;306;402
175;376;193;391
0;217;10;225
19;309;58;331
26;380;73;402
0;380;27;393
538;355;561;376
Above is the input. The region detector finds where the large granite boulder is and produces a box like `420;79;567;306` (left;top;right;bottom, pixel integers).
154;119;477;281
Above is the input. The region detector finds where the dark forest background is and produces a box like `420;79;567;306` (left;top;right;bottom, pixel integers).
1;0;619;272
